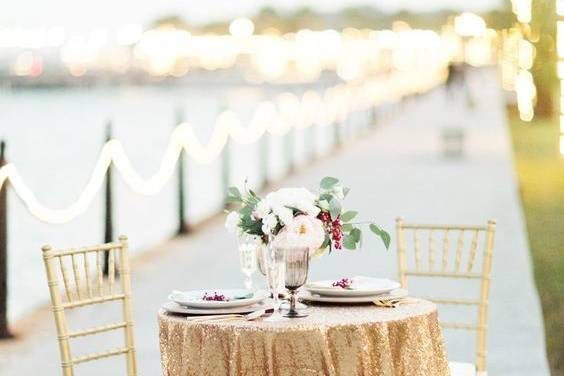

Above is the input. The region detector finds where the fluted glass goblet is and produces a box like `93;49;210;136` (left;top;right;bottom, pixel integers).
282;246;309;318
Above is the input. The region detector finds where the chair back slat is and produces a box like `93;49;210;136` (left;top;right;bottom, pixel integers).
395;218;496;374
396;218;408;288
41;236;137;376
108;249;116;296
413;229;421;271
428;230;436;271
71;254;82;301
467;230;480;272
454;230;465;272
96;250;104;296
59;257;73;302
83;253;93;299
441;229;449;271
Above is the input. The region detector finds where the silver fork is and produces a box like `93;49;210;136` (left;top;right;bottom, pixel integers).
186;309;266;322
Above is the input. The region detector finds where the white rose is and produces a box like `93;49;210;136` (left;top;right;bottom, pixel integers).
261;213;279;235
272;215;325;256
266;187;317;209
253;199;271;219
299;202;321;217
225;211;241;234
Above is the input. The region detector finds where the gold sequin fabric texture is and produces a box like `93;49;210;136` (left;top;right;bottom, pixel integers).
158;300;449;376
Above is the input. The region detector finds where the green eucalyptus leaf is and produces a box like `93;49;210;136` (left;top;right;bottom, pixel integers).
239;205;253;216
329;198;342;220
319;193;333;202
318;200;330;211
320;234;331;250
351;228;361;242
343;234;357;250
343;187;351;197
240;214;263;236
380;231;391;249
320;176;339;189
341;210;358;222
226;195;242;204
341;223;353;232
369;224;391;249
228;187;241;198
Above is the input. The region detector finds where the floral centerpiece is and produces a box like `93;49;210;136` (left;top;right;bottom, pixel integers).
225;176;390;256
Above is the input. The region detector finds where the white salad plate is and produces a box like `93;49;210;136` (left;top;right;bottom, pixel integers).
169;289;268;309
299;288;408;304
304;277;401;297
162;300;273;316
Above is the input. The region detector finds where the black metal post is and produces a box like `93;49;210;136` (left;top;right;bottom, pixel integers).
103;123;114;275
0;141;11;339
176;109;189;234
222;138;231;209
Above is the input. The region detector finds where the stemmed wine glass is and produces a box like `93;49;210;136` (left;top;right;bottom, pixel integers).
282;246;309;318
262;244;288;322
238;236;258;290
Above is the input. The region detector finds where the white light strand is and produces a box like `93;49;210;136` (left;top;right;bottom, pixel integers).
0;66;446;224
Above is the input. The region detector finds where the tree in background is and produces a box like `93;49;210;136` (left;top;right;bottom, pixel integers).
532;0;556;117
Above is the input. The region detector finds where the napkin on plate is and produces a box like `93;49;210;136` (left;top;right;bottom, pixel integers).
170;290;255;302
311;276;380;290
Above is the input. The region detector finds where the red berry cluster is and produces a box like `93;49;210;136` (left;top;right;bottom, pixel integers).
332;278;352;289
318;211;343;250
203;292;229;301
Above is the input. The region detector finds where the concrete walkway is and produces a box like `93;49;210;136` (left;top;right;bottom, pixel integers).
0;68;550;375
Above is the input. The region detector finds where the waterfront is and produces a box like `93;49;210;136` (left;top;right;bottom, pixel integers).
0;81;348;321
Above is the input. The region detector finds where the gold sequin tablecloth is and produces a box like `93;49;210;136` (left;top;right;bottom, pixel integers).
158;299;449;376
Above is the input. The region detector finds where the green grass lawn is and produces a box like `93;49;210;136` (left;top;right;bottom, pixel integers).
508;110;564;375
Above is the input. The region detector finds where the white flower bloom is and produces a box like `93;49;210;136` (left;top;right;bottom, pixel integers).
272;205;294;226
225;211;241;234
273;215;326;256
253;199;271;219
300;203;321;217
266;187;319;217
261;213;279;235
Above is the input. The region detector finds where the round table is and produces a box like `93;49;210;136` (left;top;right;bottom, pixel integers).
158;299;449;376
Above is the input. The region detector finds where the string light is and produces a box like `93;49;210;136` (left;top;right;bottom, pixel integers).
0;66;445;224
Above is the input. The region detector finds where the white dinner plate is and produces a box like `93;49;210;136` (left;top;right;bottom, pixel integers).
299;288;408;304
162;300;273;316
169;289;268;309
304;277;401;297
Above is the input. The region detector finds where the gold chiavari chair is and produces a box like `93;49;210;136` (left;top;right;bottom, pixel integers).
41;235;137;376
395;218;496;376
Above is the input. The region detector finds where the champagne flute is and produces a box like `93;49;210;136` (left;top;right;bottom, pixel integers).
282;246;309;318
238;236;257;290
256;242;267;277
262;244;288;322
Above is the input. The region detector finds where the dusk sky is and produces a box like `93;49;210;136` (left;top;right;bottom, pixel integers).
1;0;503;31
